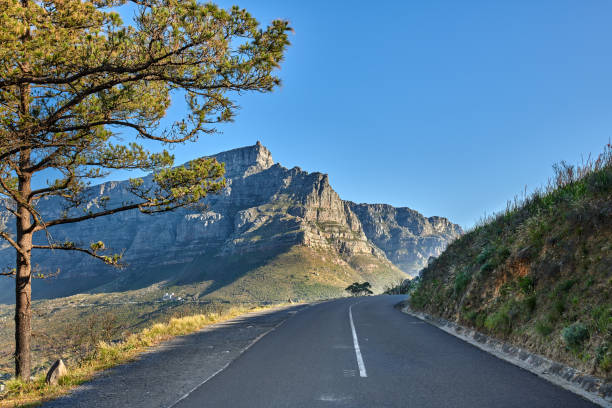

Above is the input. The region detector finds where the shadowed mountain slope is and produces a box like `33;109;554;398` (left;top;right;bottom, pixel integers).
0;143;461;303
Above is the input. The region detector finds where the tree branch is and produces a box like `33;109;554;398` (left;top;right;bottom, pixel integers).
48;120;199;143
0;231;26;258
0;40;198;88
33;202;143;231
32;244;124;267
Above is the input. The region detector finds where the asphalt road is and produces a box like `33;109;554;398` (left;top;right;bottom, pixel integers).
44;304;312;408
173;295;596;408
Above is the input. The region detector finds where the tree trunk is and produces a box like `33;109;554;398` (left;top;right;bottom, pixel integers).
16;0;32;376
15;169;32;379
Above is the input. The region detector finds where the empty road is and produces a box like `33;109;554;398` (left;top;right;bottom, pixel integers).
172;295;595;408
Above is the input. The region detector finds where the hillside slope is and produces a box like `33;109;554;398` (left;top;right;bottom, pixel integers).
410;146;612;380
0;143;461;304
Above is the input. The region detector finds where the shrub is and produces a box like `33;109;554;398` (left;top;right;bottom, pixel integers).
591;306;612;335
495;247;511;264
463;308;486;330
464;310;478;323
562;323;589;348
596;343;611;371
454;269;472;295
545;311;559;324
518;276;534;294
526;216;552;250
553;298;566;316
479;261;495;276
485;310;512;335
484;302;519;335
499;283;512;297
558;278;578;293
535;321;553;336
586;167;612;193
475;313;486;329
522;294;537;316
410;287;429;309
474;244;511;278
476;246;494;264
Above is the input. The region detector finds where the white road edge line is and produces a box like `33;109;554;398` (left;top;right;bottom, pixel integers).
349;303;367;378
166;306;303;408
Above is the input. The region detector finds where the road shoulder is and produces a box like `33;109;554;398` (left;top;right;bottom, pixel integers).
43;303;310;408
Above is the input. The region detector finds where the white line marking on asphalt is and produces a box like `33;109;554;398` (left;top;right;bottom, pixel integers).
166;306;306;408
318;394;352;402
343;369;356;377
349;303;367;378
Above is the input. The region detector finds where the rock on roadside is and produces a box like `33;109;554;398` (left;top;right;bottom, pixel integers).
46;359;67;385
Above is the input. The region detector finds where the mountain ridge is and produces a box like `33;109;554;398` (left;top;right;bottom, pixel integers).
0;142;461;303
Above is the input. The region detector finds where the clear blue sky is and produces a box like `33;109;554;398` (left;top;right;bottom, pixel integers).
119;1;612;229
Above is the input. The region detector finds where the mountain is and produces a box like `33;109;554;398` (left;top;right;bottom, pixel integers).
0;142;461;303
347;203;463;273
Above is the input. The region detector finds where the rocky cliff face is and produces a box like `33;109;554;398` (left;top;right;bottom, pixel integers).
0;143;461;302
347;203;463;274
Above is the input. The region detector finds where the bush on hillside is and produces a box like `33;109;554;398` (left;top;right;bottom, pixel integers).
518;276;534;294
535;321;553;336
454;269;471;295
562;323;589;348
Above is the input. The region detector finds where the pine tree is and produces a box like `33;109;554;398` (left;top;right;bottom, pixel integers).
0;0;290;378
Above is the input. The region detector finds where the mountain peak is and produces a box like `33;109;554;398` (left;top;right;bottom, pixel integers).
212;142;274;178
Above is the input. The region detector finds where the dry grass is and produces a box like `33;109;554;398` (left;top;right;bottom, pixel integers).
0;303;284;407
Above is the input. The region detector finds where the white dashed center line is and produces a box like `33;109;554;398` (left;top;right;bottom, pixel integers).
348;303;367;378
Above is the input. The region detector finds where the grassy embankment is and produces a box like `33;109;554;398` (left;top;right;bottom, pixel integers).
0;298;286;407
409;145;612;379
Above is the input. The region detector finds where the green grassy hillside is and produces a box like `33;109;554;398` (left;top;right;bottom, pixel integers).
166;244;406;303
204;246;405;301
410;145;612;379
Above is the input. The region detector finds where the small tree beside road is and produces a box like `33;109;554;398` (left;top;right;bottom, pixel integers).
345;282;373;297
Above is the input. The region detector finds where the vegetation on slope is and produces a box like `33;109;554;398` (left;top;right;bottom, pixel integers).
410;145;612;379
0;289;257;377
177;245;406;302
0;300;284;407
